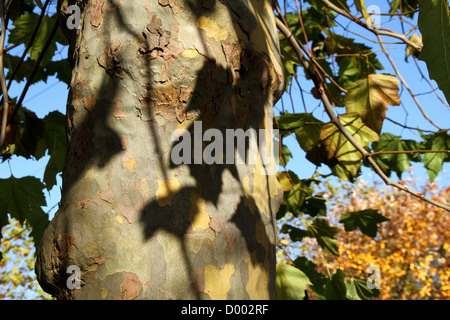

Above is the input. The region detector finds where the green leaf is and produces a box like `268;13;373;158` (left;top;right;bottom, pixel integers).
320;112;380;178
294;257;329;300
371;133;423;178
0;176;48;247
307;218;340;256
280;144;292;165
325;269;347;300
418;0;450;104
276;263;312;300
36;111;67;190
45;59;72;86
299;196;327;217
4;53;48;84
280;224;309;242
355;0;376;28
345;74;401;134
346;278;380;300
339;209;389;238
8;13;58;66
421;131;450;182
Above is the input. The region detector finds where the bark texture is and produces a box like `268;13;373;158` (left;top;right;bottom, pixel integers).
36;0;284;300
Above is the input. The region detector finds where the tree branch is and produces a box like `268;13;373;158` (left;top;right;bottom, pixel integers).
275;16;450;212
0;0;10;148
320;0;423;51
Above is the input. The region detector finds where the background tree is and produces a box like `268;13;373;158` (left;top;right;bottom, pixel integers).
279;175;449;299
0;0;449;299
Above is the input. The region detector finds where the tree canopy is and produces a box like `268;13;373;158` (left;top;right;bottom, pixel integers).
0;0;449;299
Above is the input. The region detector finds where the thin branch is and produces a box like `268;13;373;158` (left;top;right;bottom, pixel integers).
412;56;450;112
369;150;450;157
275;17;450;212
6;0;51;91
7;18;59;125
376;34;442;130
0;0;9;148
320;0;423;51
385;117;436;133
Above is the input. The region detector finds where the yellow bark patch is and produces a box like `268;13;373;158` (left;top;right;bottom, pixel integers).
155;178;181;206
245;252;270;299
125;157;137;172
139;177;151;199
182;48;199;58
116;215;123;224
196;16;229;41
188;191;210;231
242;156;280;217
204;264;235;300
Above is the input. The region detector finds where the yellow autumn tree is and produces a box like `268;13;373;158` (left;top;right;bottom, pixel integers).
306;177;450;300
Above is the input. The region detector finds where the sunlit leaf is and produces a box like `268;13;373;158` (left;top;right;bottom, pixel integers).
307;218;340;256
276;263;312;300
345;74;401;134
325;269;347;300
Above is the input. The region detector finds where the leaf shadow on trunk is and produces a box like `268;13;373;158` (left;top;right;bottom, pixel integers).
135;0;282;299
37;0;283;300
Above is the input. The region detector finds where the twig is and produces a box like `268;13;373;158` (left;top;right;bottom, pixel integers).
369;150;450;157
7;18;59;125
6;0;51;91
376;34;442;130
320;0;423;51
0;0;9;148
275;17;450;212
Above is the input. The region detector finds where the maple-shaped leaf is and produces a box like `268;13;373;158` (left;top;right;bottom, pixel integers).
320;113;380;176
339;209;389;238
0;176;49;247
345;74;401;134
276;263;312;300
418;0;450;105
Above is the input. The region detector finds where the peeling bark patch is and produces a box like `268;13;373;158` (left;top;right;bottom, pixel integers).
90;0;105;28
57;233;76;260
175;105;186;123
120;272;142;300
99;185;115;204
82;96;96;112
98;40;125;79
181;48;199;58
196;16;229;42
209;217;233;246
73;124;91;158
125;157;137;172
139;97;177;122
113;101;126;118
120;135;128;150
155;178;181;206
203;264;235;300
222;43;243;84
158;0;174;7
138;15;171;60
118;203;134;224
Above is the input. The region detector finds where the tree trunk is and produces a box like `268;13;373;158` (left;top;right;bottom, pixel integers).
36;0;284;300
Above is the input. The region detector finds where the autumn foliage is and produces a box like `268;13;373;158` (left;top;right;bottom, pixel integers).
308;177;450;300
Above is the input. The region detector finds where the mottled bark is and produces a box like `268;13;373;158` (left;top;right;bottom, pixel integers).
36;0;284;300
